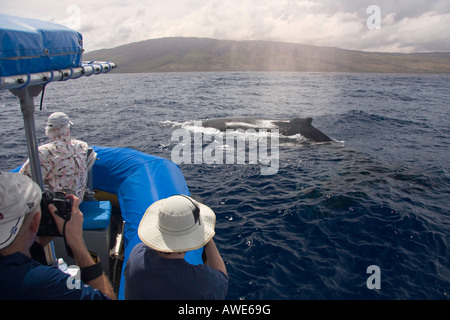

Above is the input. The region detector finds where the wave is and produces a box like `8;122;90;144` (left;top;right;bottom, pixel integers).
336;110;420;127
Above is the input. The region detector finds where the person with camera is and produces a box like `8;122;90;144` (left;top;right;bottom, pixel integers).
0;172;115;300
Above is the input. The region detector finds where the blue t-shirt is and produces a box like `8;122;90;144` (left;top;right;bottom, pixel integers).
0;252;109;300
124;243;229;300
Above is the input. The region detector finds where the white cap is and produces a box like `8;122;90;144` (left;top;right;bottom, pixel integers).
0;172;42;249
46;112;73;128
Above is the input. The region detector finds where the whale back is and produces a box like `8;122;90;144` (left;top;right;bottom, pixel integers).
202;117;332;142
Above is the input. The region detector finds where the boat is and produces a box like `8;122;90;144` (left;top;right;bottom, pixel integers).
1;13;203;300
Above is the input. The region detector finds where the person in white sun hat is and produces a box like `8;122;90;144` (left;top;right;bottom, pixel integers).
124;194;228;300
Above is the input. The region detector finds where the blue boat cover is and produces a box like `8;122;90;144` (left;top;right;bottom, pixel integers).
0;14;83;77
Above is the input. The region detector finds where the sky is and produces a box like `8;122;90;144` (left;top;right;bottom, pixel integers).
2;0;450;53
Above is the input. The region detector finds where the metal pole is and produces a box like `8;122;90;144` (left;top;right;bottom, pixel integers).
10;85;57;266
10;85;44;189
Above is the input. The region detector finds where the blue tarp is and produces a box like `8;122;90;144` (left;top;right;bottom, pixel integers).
0;14;83;76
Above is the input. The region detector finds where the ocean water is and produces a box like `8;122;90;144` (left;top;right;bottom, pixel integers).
0;72;449;300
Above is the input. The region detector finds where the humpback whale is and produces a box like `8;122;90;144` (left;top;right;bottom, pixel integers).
202;117;332;142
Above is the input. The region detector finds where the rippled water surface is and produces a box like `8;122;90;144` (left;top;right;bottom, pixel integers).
1;72;449;299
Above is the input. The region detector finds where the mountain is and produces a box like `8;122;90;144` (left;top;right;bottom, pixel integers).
83;37;450;74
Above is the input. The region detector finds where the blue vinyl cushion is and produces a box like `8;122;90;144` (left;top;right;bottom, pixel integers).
79;200;112;230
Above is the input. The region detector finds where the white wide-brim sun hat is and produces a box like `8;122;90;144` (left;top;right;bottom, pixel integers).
138;195;216;253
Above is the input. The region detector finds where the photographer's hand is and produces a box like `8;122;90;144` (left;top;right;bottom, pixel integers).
49;196;116;299
49;195;84;248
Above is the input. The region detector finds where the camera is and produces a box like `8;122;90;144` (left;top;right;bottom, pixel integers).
38;191;72;236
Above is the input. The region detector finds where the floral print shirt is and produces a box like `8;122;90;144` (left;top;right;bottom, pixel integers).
20;138;90;200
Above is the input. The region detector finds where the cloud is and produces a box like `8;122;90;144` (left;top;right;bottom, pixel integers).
358;11;450;52
1;0;449;53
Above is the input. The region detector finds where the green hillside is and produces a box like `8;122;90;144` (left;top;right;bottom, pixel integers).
83;37;450;74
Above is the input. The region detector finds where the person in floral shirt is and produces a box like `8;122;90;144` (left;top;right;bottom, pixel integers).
19;112;96;201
